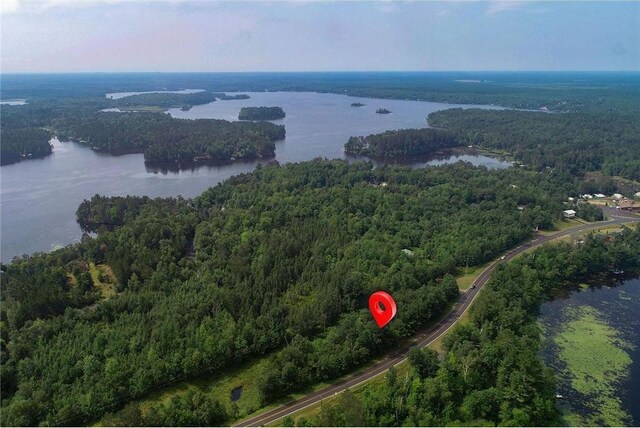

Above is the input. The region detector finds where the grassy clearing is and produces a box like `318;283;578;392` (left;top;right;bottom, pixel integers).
88;262;117;298
96;338;393;426
135;357;268;422
539;218;587;236
456;263;489;290
67;273;77;287
556;305;633;426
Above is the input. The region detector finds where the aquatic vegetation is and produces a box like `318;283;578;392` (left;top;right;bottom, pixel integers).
555;305;634;426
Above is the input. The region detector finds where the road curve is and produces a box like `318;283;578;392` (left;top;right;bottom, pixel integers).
234;213;637;427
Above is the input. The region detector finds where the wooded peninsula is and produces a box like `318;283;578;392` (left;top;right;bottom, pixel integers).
344;128;458;157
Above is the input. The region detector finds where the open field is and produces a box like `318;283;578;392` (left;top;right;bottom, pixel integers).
539;218;588;236
455;263;490;290
89;262;117;298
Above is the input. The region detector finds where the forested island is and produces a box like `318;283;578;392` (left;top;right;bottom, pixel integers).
1;159;578;426
428;109;640;180
0;128;52;165
345;128;459;157
351;102;365;107
238;106;286;120
54;112;285;162
376;108;391;114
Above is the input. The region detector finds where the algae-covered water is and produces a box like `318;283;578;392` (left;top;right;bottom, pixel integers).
539;276;640;426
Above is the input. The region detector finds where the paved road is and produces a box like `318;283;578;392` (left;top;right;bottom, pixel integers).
234;212;638;427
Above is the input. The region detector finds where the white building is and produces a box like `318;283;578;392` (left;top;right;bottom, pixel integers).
594;194;605;198
582;194;593;199
613;193;623;200
635;192;640;199
562;210;577;219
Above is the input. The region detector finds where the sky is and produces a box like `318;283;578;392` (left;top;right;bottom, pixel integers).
1;0;639;72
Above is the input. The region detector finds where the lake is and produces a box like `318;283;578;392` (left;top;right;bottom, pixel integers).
0;91;509;261
539;276;640;426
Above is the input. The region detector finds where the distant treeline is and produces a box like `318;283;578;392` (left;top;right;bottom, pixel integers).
345;128;459;157
428;109;640;180
0;128;52;165
3;72;638;113
54;112;285;162
213;93;250;100
238;106;286;120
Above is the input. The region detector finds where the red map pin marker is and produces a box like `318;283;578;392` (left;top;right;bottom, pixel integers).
369;291;397;328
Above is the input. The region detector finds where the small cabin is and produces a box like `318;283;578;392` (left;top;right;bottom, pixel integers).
562;209;576;219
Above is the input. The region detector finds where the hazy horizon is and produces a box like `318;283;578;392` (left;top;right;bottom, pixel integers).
2;1;639;73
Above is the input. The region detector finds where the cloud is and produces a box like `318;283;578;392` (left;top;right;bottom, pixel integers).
485;1;527;15
2;0;206;14
1;0;413;15
0;0;20;14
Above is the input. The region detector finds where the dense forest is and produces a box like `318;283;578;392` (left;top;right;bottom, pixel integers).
428;109;640;180
0;160;576;425
238;106;286;120
3;72;638;113
301;226;640;427
0;127;52;165
53;112;285;162
345;128;459;157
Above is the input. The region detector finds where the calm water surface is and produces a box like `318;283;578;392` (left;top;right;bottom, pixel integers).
1;92;508;261
539;277;640;425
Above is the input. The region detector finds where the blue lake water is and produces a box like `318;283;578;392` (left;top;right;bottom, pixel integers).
1;91;509;261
